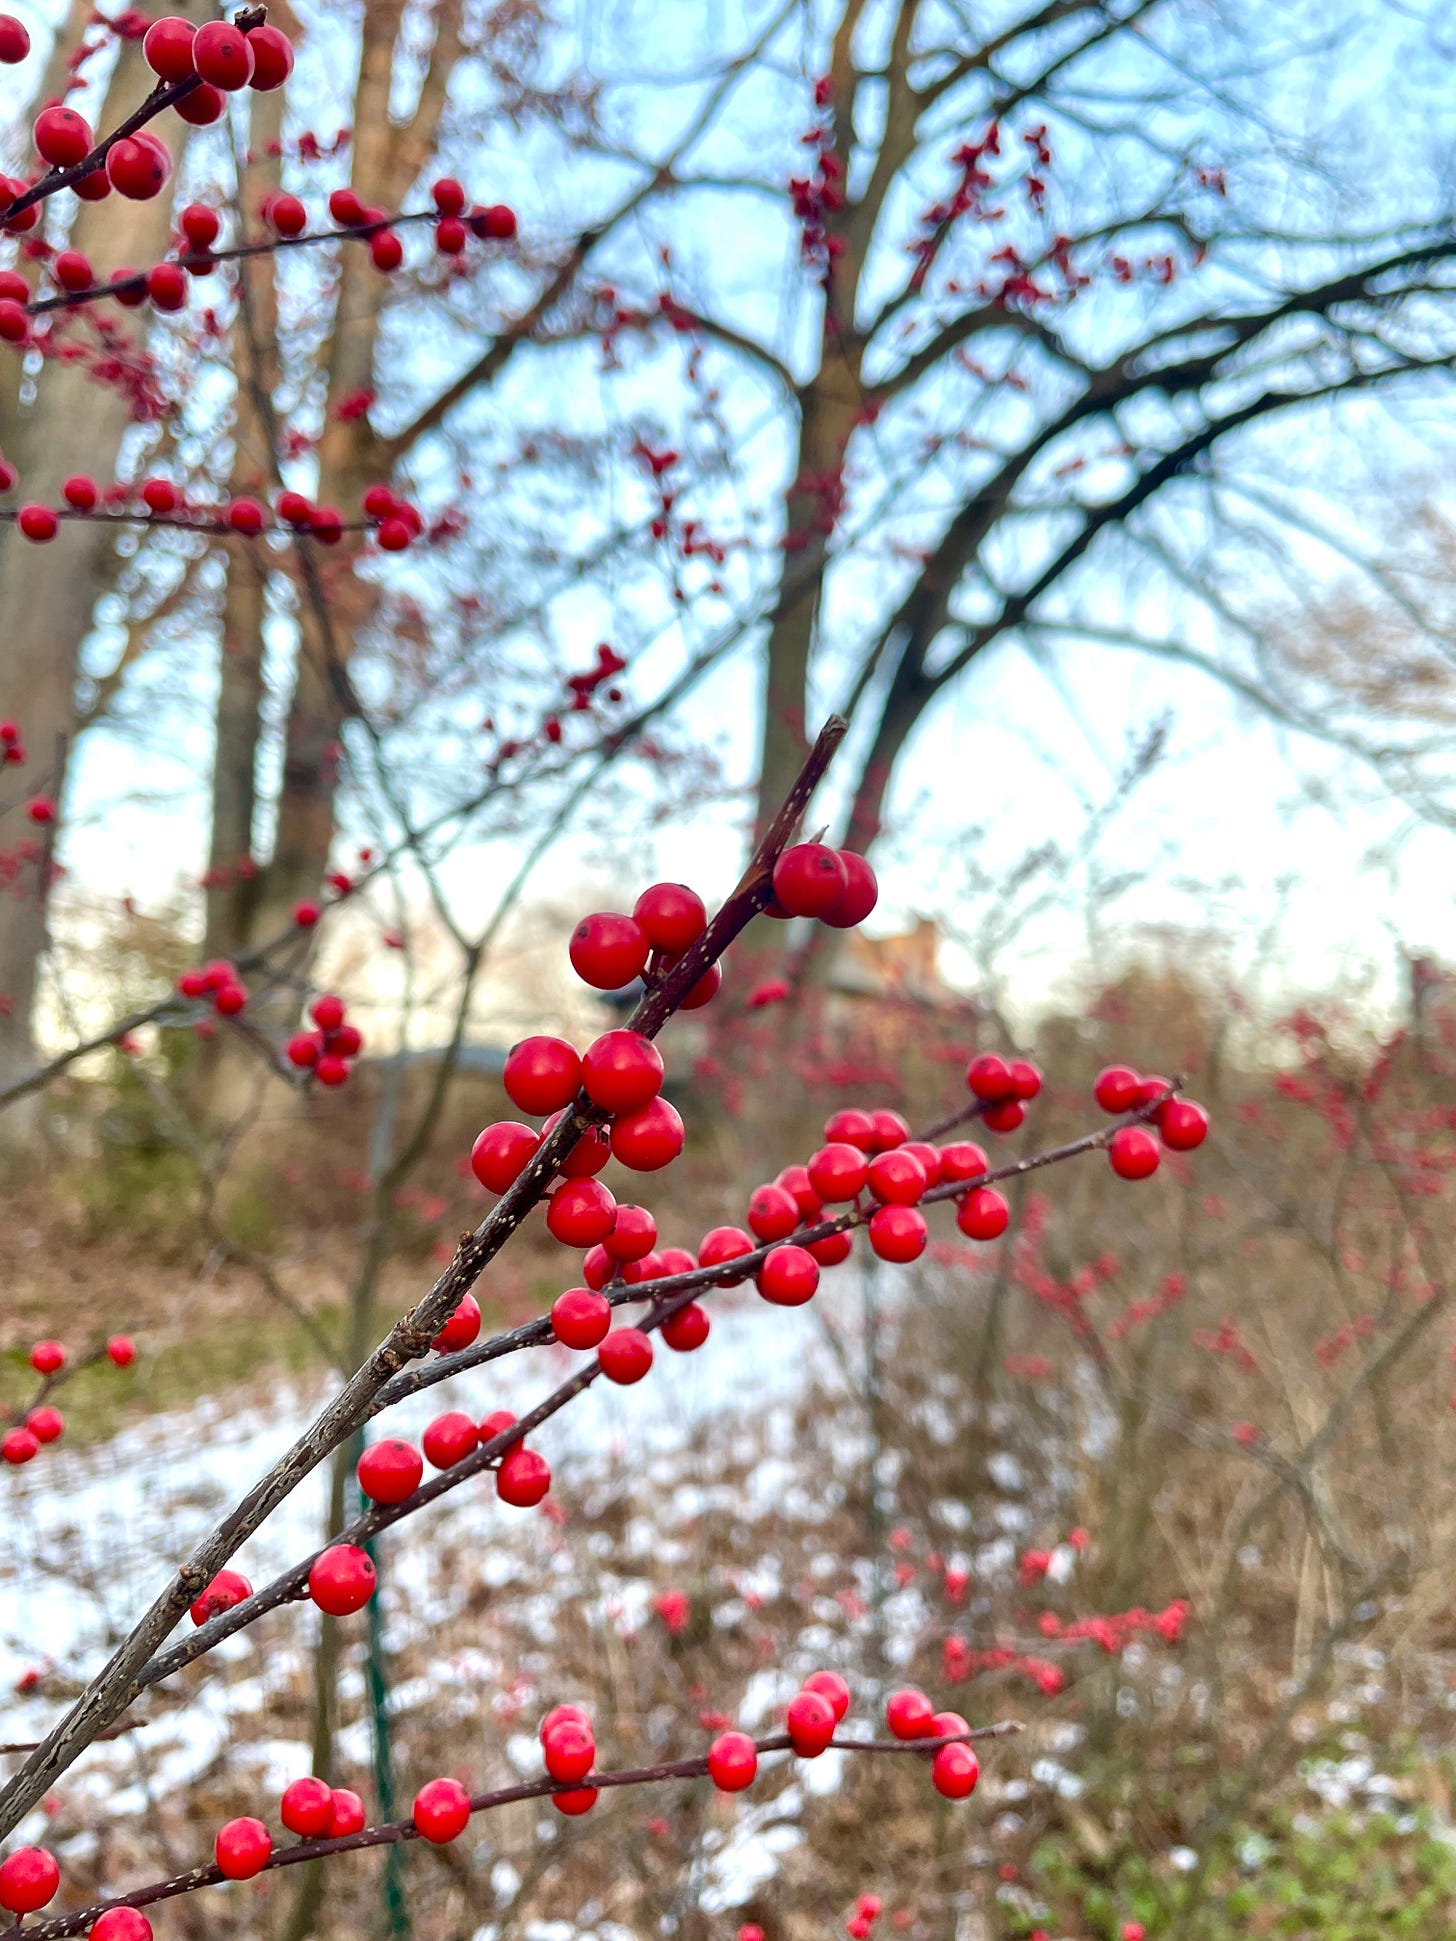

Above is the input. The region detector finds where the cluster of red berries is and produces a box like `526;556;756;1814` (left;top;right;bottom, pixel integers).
964;1049;1043;1130
286;992;364;1088
189;1537;375;1626
0;717;24;766
1093;1064;1209;1180
355;1400;551;1510
176;956;250;1017
2;1334;135;1466
212;1775;367;1881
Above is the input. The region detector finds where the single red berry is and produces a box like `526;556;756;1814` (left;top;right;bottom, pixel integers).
967;1052;1014;1100
633;881;706;953
542;1719;595;1783
602;1203;657;1261
435;215;467;253
868;1108;911;1151
228;495;266;534
824;1107;876;1150
610;1096;684;1171
956;1187;1009;1241
598;1326;653;1384
432;175;466;214
547;1177;617;1247
247;20;294;88
1121;1925;1146;1941
356;1439;423;1504
622;1249;663;1285
1109;1125;1160;1180
478;1408;517;1445
772;842;848;919
1009;1058;1042;1100
675;959;722;1009
173;80;226;123
470;1120;541;1192
496;1442;551;1509
869;1204;927;1263
25;793;55;821
142;14;195;78
930;1709;970;1738
107;1333;136;1366
30;1338;65;1374
1093;1064;1141;1113
747;1182;800;1241
786;1688;837;1756
280;1775;335;1838
0;14;32;61
370;228;403;271
805;1230;853;1267
329;186;364;225
308;1543;376;1616
413;1777;471;1844
266;190;306;237
215;1817;272;1879
707;1730;758;1791
62;474;98;508
278;489;313;524
432;1291;481;1353
807;1143;869;1202
552;1786;598;1815
582;1245;612;1289
931;1742;980;1799
581;1029;664;1112
1136;1072;1173;1106
193;19;254;85
867;1149;926;1205
661;1301;710;1352
982;1099;1024;1133
26;1405;63;1444
106;135;169;198
938;1140;988;1182
540;1703;590;1741
54;248;94;291
902;1140;942;1186
0;1847;59;1913
422;1411;478;1470
18;504;58;542
757;1243;819;1307
34;105;93;167
1;1427;38;1465
885;1687;934;1739
541;1108;611;1177
309;991;345;1029
569;911;649;989
552;1287;612;1349
803;1669;851;1720
1159;1098;1208;1151
145;261;187;310
309;504;344;543
292;900;320;930
699;1225;755;1283
315;1053;349;1087
213;980;247;1016
821;850;878;928
0;298;29;342
476;202;517;239
329;1788;366;1836
501;1034;581;1115
91;1910;154;1940
776;1165;823;1218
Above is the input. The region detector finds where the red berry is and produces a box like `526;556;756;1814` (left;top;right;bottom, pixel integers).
542;1108;611;1177
228;494;266;534
247;21;294;89
477;202;517;238
267;190;306;236
145;261;186;310
435;215;467;253
552;1786;598;1815
286;1032;319;1070
699;1225;755;1284
602;1203;657;1261
885;1687;934;1739
471;1120;541;1192
193;19;254;86
805;1230;853;1267
868;1204;926;1263
661;1301;710;1351
582;1245;612;1289
540;1702;590;1740
633;881;706;953
25;794;55;822
707;1730;758;1791
1;1427;38;1465
1159;1098;1208;1151
34;105;93;167
1009;1059;1042;1100
91;1911;154;1940
54;248;93;291
824;1107;876;1150
308;1543;376;1616
967;1052;1014;1100
432;175;466;215
432;1291;481;1353
1136;1073;1173;1106
329;1788;366;1836
0;1847;59;1913
213;980;247;1016
772;842;848;919
370;228;403;271
26;1405;63;1444
278;489;313;524
500;1034;580;1115
329;186;364;225
581;1029;664;1112
610;1096;684;1171
542;1719;595;1783
413;1776;470;1843
0;298;28;343
497;1444;551;1507
315;1053;348;1087
598;1326;653;1384
356;1438;423;1504
1109;1125;1160;1180
215;1817;272;1879
0;14;31;61
786;1688;837;1756
552;1287;611;1349
802;1668;850;1720
62;474;98;508
747;1182;800;1241
569;911;649;989
938;1141;988;1183
868;1108;910;1151
478;1408;517;1445
107;135;169;198
30;1338;65;1374
18;504;58;542
309;991;344;1029
422;1411;478;1469
142;14;195;78
547;1177;617;1247
931;1742;980;1799
956;1187;1009;1241
982;1099;1024;1133
675;959;722;1009
757;1243;819;1307
173;80;226;123
622;1249;663;1285
821;850;878;928
1093;1065;1141;1113
867;1149;926;1205
902;1140;942;1186
189;1567;253;1625
107;1333;135;1366
776;1165;822;1218
280;1775;335;1838
807;1142;869;1202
